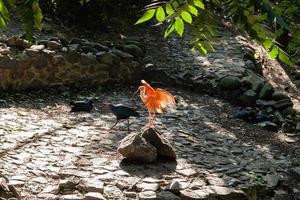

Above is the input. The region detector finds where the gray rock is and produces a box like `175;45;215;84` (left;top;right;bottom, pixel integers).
180;189;209;199
282;122;295;133
59;179;78;191
158;191;181;200
165;181;182;194
84;192;106;200
61;194;83;200
79;179;104;193
96;52;119;65
117;132;157;162
138;191;157;200
291;167;300;181
81;46;98;54
136;182;159;192
238;89;257;106
111;49;134;63
103;185;123;199
281;107;295;116
258;121;279;131
220;76;241;90
272;92;290;101
47;41;62;50
142;128;176;160
124;44;144;57
259;83;274;100
274;99;293;110
242;69;265;92
264;174;281;187
274;190;289;200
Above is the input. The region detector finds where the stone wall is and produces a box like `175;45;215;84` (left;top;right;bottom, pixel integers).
0;36;145;90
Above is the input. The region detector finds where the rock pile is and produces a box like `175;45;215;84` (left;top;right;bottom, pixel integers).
0;36;145;90
118;127;176;162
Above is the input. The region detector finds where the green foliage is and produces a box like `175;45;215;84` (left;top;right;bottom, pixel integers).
135;0;299;66
0;0;43;41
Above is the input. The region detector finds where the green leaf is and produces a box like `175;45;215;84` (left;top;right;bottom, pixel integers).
165;3;174;15
175;18;184;37
0;0;10;21
188;5;198;16
32;0;43;30
135;9;156;25
164;23;175;38
172;1;179;9
0;16;6;28
194;0;205;9
263;39;273;50
181;11;192;24
278;50;293;66
269;46;278;59
156;6;165;22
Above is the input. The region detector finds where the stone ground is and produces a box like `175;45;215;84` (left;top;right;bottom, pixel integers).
0;16;300;200
0;86;299;199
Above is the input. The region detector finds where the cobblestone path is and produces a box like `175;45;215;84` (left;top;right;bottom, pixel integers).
0;88;298;199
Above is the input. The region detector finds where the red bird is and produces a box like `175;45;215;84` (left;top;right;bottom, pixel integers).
133;80;175;126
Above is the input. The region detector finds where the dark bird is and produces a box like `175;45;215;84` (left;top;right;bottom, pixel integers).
70;99;94;112
100;103;139;132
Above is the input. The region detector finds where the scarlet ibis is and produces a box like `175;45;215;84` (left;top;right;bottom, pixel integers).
100;103;139;131
70;99;94;112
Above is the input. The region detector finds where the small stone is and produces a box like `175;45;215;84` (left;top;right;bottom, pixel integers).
124;191;137;198
284;137;298;143
272;92;290;100
59;179;78;191
259;83;274;100
264;174;281;187
103;185;123;199
180;189;206;199
84;192;106;200
80;179;104;193
238;89;257;106
282;122;295;133
47;41;62;50
166;181;182;194
176;168;197;177
136;182;159;192
274;190;289;200
220;76;241;90
274;99;293;110
258;121;279;131
138;191;157;200
61;194;83;200
30;44;45;51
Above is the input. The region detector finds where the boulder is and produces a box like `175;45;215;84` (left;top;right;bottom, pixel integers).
118;128;176;162
118;132;157;163
220;76;241;90
241;69;265;92
142;128;176;160
259;83;274;100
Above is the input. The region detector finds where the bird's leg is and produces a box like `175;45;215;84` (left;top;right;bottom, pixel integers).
147;110;153;127
109;120;119;130
151;112;156;127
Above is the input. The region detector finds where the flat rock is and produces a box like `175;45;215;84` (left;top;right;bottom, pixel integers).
264;174;281;187
61;194;84;200
258;121;279;131
84;192;106;200
207;186;245;199
158;191;181;200
138;191;157;200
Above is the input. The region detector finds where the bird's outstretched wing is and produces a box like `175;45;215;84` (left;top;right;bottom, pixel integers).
155;88;176;109
141;80;155;96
